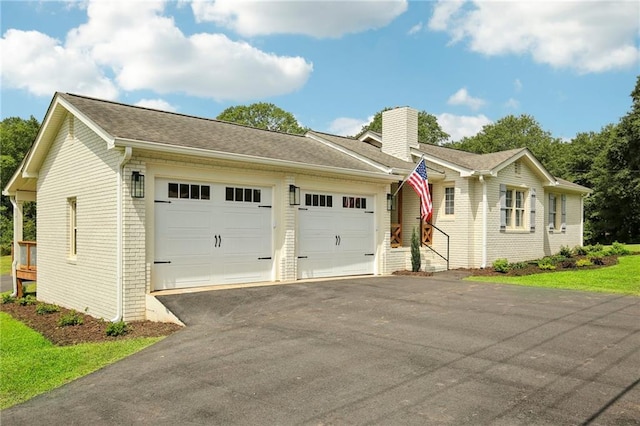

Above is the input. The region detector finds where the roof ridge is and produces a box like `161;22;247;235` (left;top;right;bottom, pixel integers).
61;92;308;139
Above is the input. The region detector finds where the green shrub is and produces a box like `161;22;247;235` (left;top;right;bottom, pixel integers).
509;261;528;270
1;293;15;304
105;321;129;337
537;258;557;270
35;303;60;315
573;245;588;256
16;295;37;306
589;255;605;266
493;258;510;273
410;228;421;272
607;241;630;256
57;310;83;327
561;258;577;269
576;259;593;267
559;245;572;258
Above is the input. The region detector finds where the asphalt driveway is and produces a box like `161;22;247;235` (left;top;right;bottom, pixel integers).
3;275;639;425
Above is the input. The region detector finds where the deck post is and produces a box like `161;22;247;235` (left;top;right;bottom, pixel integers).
10;196;23;297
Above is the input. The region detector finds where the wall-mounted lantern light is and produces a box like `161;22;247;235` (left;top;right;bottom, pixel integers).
386;193;396;211
131;171;145;198
289;185;300;206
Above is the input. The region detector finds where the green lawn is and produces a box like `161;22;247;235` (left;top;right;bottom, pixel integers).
468;255;640;296
0;312;162;409
1;255;11;275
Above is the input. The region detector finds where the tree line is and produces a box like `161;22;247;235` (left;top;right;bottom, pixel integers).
1;77;638;254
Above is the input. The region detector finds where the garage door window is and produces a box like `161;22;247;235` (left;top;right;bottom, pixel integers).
305;193;333;207
226;187;261;203
168;182;210;200
343;196;366;209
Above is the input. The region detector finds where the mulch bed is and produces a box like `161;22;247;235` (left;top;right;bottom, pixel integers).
1;302;182;346
460;255;620;277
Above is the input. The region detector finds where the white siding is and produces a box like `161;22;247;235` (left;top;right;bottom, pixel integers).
37;116;121;319
544;192;584;255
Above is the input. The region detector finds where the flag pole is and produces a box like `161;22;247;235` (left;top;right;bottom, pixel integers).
391;155;424;198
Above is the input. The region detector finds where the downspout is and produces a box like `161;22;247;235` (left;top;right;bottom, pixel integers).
9;196;22;297
479;175;488;269
112;146;132;322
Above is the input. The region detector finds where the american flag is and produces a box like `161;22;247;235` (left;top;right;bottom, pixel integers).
407;159;433;222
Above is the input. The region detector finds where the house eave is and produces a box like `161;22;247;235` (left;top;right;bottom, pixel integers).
113;137;402;182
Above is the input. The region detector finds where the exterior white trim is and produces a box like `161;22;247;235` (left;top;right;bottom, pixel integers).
305;132;393;174
112;146;132;322
113;137;401;182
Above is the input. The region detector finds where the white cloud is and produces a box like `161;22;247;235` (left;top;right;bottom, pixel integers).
0;29;118;99
327;116;373;137
514;78;522;92
437;113;491;142
134;98;178;112
447;87;486;110
504;98;519;109
1;1;313;101
408;22;423;35
428;0;640;73
191;0;408;38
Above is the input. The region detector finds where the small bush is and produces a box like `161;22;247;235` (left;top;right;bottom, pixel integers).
105;321;128;337
410;228;421;272
16;295;37;306
548;254;568;263
509;261;528;270
57;310;84;327
589;255;605;266
576;259;593;267
573;245;588;256
36;303;60;315
537;258;556;270
561;258;577;269
607;242;630;256
559;245;572;258
2;293;15;304
493;258;510;273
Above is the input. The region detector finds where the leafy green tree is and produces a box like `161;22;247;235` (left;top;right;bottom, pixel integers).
585;76;640;244
1;116;40;254
216;103;307;135
447;114;567;176
356;108;449;145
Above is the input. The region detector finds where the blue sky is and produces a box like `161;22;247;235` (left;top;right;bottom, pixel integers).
1;1;638;142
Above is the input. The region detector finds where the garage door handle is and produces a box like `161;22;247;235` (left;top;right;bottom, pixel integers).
258;257;272;260
154;261;171;264
298;256;308;259
364;253;374;256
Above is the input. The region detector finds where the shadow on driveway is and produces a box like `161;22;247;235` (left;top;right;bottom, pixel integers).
3;276;639;425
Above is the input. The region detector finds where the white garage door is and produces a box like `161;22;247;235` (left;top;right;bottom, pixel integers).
153;179;273;290
297;191;375;279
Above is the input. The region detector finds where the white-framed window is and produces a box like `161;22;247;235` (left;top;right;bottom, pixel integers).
505;188;526;229
548;193;566;232
68;197;77;257
444;187;455;215
549;194;557;230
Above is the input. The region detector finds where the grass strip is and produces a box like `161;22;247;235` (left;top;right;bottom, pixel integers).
467;255;640;296
0;312;161;409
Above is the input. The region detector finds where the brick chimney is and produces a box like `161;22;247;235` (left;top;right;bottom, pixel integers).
381;107;418;162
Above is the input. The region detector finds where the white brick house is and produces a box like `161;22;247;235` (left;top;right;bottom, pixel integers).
4;94;591;321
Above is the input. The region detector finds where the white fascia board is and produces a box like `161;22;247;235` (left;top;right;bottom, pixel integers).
113;138;401;182
305;132;392;173
492;149;555;184
357;130;382;143
22;94;116;177
56;97;116;147
410;147;472;176
544;181;593;195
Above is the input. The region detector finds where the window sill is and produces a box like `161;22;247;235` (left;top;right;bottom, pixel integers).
503;229;530;234
67;257;77;265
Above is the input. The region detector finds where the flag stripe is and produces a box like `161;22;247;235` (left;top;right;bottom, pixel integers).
406;159;433;222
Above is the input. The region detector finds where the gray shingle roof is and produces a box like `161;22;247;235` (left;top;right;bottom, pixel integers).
60;93;383;174
307;131;415;170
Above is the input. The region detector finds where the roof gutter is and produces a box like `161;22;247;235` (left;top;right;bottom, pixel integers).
112;146;132;322
112;137;401;182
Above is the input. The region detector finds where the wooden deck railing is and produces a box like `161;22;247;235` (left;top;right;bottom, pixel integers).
13;241;36;298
